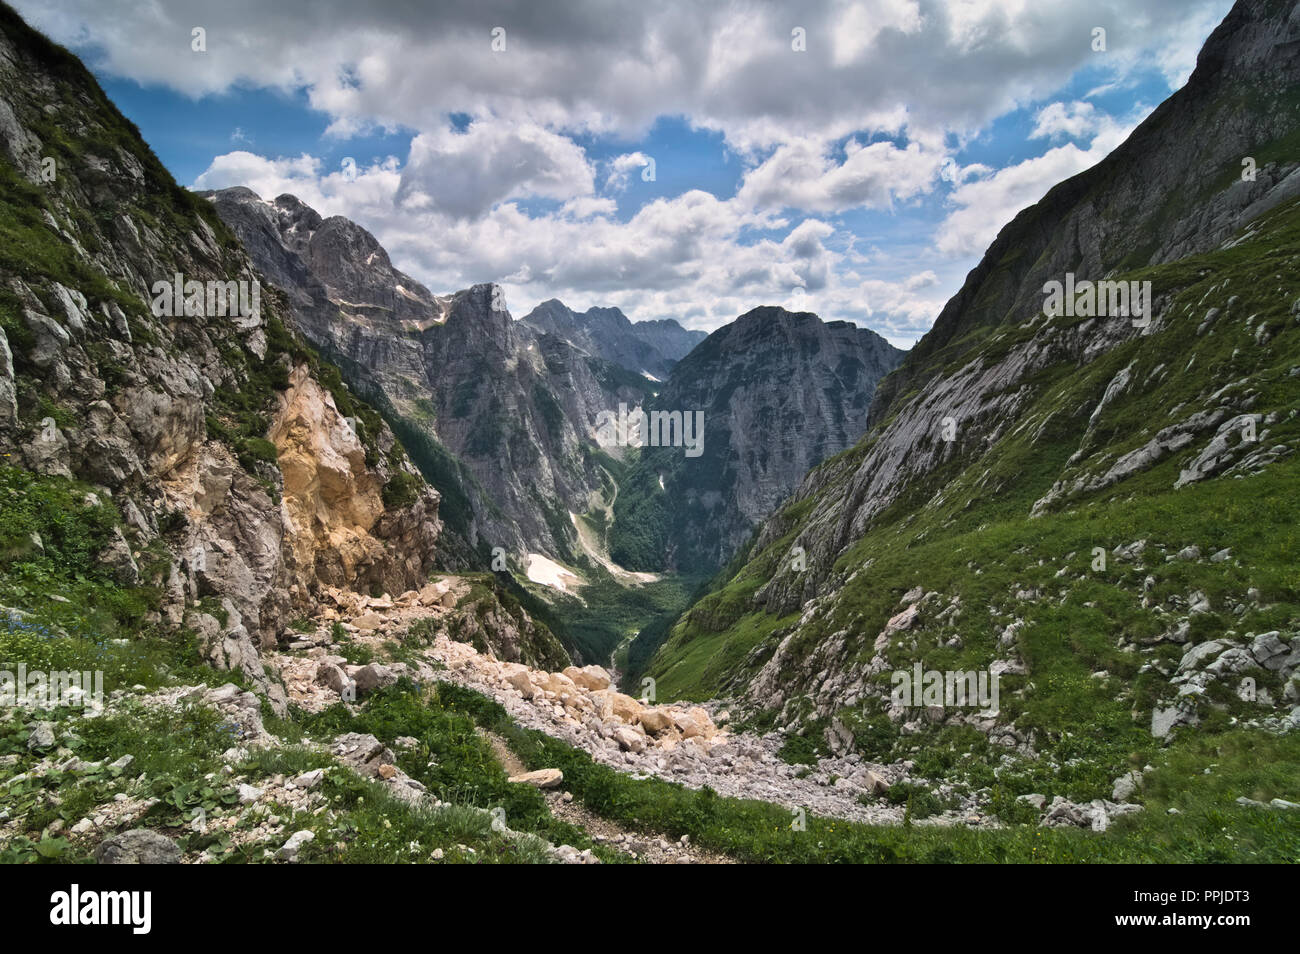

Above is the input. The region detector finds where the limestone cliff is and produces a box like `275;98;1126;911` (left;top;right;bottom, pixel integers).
0;4;443;709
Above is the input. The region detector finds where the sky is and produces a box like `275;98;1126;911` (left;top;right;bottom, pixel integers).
17;0;1235;347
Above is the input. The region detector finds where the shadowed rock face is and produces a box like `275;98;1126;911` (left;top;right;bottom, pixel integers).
521;298;705;380
870;0;1300;430
0;6;441;712
613;306;904;572
744;0;1300;621
208;189;655;561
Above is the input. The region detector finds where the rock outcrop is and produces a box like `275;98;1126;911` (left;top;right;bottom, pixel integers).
206;188;655;563
0;7;443;709
611;306;904;572
520;298;704;381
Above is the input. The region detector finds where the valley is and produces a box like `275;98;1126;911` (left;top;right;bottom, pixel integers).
0;0;1297;871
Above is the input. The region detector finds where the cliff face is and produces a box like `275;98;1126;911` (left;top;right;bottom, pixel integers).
208;189;654;564
0;5;441;710
750;0;1300;621
520;298;705;380
610;307;904;573
644;0;1300;761
870;0;1300;429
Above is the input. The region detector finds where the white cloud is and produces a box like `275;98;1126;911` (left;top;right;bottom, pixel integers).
1030;101;1102;140
736;136;947;213
16;0;1236;344
15;0;1234;149
396;121;595;220
604;152;653;192
934;112;1139;258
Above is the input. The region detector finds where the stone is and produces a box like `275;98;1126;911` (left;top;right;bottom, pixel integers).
1112;771;1143;802
1249;631;1291;670
292;769;324;790
332;734;396;777
507;768;564;789
315;661;350;693
1151;704;1198;738
638;707;675;735
26;721;55;751
237;783;263;804
353;663;398;694
505;670;535;699
353;612;384;631
95;829;181;864
612;725;648;752
861;770;890;795
591;689;644;723
563;665;612;691
276;830;315;862
1177;639;1232;673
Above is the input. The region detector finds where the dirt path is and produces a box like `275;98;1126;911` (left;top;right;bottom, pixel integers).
479;729;734;865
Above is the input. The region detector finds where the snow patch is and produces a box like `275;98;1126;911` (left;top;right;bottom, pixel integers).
526;553;582;593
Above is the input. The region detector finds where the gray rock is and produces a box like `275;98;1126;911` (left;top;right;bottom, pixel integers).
353;663;398;694
26;721;55;751
1112;771;1143;802
95;829;181;864
1177;639;1232;674
276;829;315;862
291;768;325;790
1249;631;1291;670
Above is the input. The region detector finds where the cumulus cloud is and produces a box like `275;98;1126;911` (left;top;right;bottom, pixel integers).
736;137;947;213
16;0;1230;147
19;0;1234;343
1030;101;1102;140
604;152;653;192
396;121;595;219
934;113;1139;257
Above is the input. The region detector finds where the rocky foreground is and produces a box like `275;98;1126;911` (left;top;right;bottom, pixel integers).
273;577;1162;834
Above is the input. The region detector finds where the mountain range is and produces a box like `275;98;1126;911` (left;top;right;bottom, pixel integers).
0;0;1296;866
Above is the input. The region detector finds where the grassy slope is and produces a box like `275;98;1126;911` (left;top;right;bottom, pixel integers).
640;199;1300;839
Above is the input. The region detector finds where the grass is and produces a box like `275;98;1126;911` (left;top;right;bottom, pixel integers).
439;678;1300;863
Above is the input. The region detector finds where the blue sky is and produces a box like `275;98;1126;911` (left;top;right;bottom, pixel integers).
20;0;1234;346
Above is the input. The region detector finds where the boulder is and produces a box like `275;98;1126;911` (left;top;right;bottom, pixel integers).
95;829;181;864
353;663;398;694
1112;771;1143;802
276;830;315;862
861;770;890;795
564;665;612;691
638;707;675;735
591;689;644;723
315;661;350;693
612;725;647;752
505;670;536;699
1249;631;1292;671
331;733;396;777
26;721;55;751
508;768;564;789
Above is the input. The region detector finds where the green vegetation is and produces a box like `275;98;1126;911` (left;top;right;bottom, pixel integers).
631;198;1300;849
442;680;1300;862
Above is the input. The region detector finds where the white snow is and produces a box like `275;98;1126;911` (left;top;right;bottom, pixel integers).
641;371;661;382
526;553;581;593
